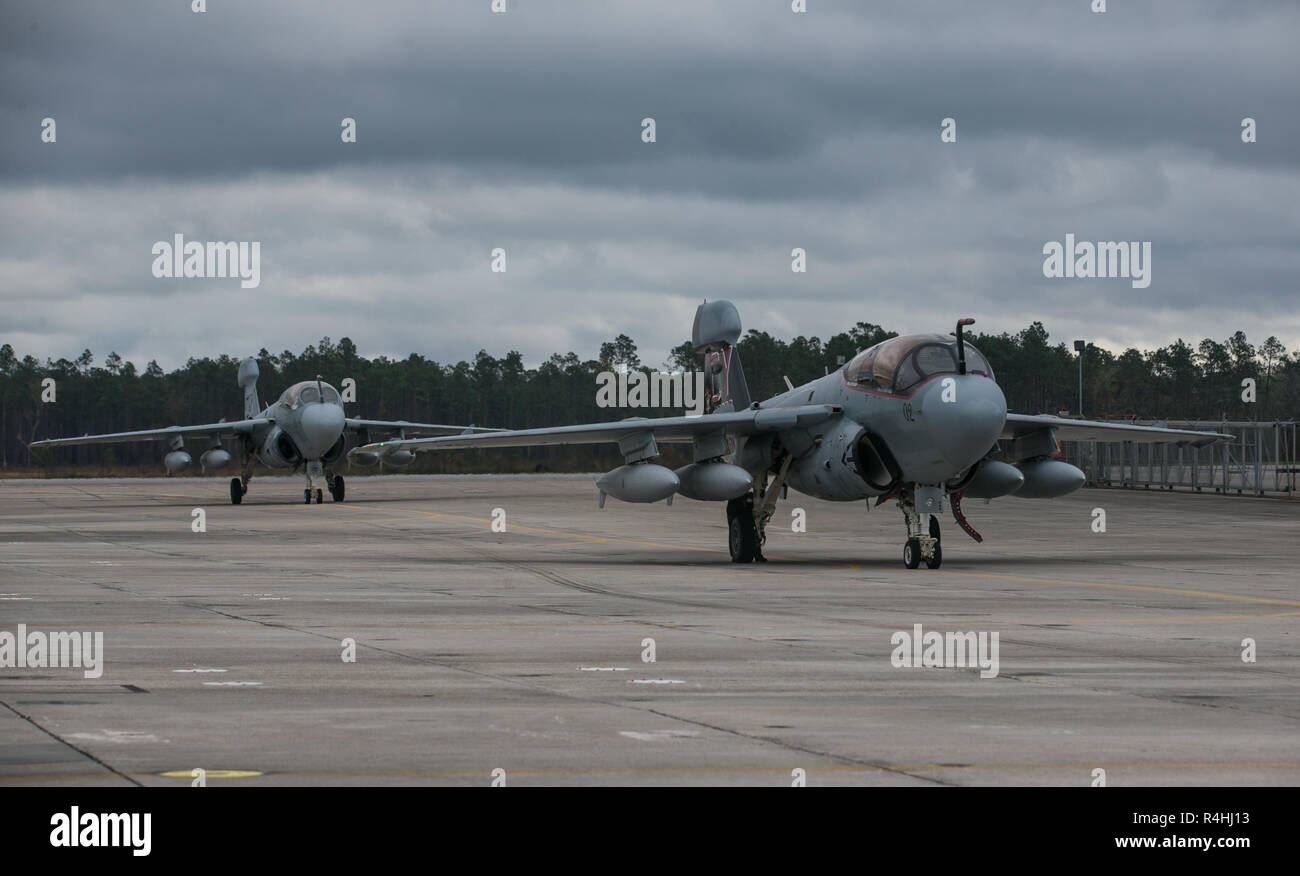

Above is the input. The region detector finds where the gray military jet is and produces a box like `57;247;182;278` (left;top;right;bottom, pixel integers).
32;357;493;505
358;300;1230;568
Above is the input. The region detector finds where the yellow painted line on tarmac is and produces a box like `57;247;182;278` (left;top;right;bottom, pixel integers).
921;610;1300;627
6;761;1300;784
157;769;262;779
930;569;1300;609
264;761;1300;778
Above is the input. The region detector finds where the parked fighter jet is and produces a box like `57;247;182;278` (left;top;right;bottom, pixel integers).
357;300;1230;568
31;357;494;505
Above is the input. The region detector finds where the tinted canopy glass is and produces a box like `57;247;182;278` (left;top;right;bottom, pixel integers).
843;334;994;394
280;381;341;407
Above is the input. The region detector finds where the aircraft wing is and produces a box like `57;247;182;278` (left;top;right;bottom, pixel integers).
356;405;842;453
344;419;504;436
31;419;270;448
1002;414;1230;446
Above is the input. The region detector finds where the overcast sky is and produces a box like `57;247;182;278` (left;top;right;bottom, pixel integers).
2;0;1297;372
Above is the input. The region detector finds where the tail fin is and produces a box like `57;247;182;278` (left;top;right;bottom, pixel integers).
237;357;262;418
692;299;751;413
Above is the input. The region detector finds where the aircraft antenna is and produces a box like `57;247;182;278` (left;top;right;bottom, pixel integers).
955;318;975;374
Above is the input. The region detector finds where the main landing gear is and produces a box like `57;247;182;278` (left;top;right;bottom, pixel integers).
726;455;792;564
230;448;253;505
727;496;760;563
898;489;943;570
329;475;345;502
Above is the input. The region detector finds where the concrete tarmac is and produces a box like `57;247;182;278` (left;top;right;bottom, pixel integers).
1;474;1297;786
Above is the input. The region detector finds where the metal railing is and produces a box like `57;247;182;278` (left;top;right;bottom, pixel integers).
1059;420;1298;496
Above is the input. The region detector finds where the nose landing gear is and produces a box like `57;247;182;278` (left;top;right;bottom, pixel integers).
898;488;943;569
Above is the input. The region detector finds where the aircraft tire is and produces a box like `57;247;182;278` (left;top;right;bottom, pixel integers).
230;478;242;505
903;538;921;569
304;489;311;504
728;514;758;563
315;489;324;504
925;543;942;569
331;476;345;502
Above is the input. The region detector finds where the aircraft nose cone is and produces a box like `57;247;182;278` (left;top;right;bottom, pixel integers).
299;402;345;458
922;376;1007;470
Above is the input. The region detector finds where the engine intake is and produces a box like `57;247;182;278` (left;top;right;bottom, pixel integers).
260;428;301;468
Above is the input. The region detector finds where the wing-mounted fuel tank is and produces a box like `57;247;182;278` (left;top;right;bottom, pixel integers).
163;435;191;474
381;448;416;466
1002;427;1086;498
957;459;1025;499
1012;458;1085;498
347;446;414;467
200;448;232;472
259;427;301;468
597;463;679;505
674;462;752;501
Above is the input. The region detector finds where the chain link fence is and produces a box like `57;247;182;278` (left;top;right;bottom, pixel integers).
1059;420;1298;497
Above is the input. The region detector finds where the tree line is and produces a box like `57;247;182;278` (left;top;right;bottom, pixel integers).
1;322;1293;473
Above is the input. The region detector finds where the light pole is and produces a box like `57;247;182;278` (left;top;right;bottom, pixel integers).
1073;340;1085;417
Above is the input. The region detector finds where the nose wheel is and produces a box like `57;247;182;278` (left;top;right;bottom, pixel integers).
898;489;943;569
903;538;921;569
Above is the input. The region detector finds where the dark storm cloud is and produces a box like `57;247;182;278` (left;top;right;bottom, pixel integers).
1;1;1297;371
2;1;1296;192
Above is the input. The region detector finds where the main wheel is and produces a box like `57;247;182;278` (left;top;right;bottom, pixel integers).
728;514;758;563
925;543;943;569
903;538;921;569
330;476;345;502
304;489;311;504
315;489;324;504
230;478;243;505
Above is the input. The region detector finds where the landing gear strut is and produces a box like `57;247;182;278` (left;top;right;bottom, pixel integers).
231;447;252;505
898;488;943;569
303;459;326;505
725;455;792;564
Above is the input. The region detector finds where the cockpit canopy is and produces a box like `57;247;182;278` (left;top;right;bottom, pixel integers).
843;334;994;395
279;380;341;408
